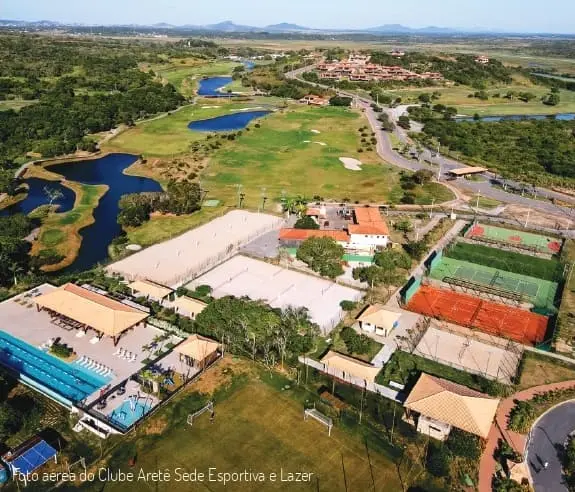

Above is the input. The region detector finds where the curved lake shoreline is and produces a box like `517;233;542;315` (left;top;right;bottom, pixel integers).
4;153;162;272
457;113;575;122
188;110;272;132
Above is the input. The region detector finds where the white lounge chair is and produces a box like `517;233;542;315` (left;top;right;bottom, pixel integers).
113;348;121;357
130;354;137;362
75;331;86;338
89;336;100;345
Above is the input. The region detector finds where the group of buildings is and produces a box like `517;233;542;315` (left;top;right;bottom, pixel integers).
279;206;390;253
316;53;443;83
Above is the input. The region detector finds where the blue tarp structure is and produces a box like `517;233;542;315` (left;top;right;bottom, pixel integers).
4;439;57;480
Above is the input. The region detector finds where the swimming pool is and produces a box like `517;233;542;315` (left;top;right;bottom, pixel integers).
0;331;111;405
108;398;153;429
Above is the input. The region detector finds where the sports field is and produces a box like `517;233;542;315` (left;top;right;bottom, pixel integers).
88;364;403;492
467;223;562;254
428;257;558;310
406;285;549;345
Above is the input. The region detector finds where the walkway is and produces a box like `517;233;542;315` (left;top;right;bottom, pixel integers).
478;380;575;492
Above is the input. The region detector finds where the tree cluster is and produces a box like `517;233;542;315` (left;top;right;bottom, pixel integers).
296;236;344;279
0;214;34;287
194;296;319;366
420;117;575;181
117;180;202;227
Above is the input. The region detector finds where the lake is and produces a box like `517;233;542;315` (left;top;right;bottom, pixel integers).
457;113;575;123
197;76;234;97
0;178;75;217
188;110;271;132
3;153;162;272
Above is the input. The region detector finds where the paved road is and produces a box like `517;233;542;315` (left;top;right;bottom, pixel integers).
527;400;575;492
286;67;575;220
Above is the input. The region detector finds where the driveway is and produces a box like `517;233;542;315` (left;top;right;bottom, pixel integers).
527;400;575;492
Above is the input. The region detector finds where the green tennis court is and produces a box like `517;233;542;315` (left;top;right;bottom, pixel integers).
467;223;562;254
428;257;558;310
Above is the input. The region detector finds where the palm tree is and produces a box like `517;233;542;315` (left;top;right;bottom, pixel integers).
8;262;23;287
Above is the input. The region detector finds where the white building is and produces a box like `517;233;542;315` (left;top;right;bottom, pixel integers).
347;207;390;251
356;304;402;337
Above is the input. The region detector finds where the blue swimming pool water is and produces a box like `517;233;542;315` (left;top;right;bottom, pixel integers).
0;331;111;405
108;399;153;429
188;110;271;132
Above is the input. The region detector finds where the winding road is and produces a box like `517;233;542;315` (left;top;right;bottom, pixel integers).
527;400;575;492
286;65;575;223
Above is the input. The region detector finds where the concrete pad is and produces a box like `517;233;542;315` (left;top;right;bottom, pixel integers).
187;255;363;334
413;325;521;384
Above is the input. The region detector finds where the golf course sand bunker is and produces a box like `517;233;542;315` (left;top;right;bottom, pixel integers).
201;106;221;109
311;129;321;134
237;107;265;111
339;157;363;171
313;142;327;146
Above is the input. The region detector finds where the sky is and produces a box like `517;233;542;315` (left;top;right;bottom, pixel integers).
2;0;574;33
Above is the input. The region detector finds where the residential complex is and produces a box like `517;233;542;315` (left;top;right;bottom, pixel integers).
316;54;443;83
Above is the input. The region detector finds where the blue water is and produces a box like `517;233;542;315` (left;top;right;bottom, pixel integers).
457;113;575;123
197;76;234;97
0;178;75;217
50;153;162;271
0;331;110;404
108;399;153;429
188;110;271;132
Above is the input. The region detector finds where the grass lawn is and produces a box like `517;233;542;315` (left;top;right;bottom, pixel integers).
517;351;575;390
475;196;503;210
202;105;453;207
103;101;276;157
125;207;229;247
388;84;575;116
83;359;403;492
223;78;252;94
0;99;37;112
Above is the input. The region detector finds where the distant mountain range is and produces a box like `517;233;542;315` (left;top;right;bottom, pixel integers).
0;18;568;35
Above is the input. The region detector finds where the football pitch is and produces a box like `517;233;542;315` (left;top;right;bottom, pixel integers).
85;363;403;492
429;257;558;310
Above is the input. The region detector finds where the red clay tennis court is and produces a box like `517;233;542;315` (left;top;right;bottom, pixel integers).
406;285;548;345
467;224;562;253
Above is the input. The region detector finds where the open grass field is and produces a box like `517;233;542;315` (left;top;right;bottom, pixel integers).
517;351;575;390
83;359;404;492
387;84;575;116
202;105;454;207
125;207;229;247
103;101;277;156
0;100;37;112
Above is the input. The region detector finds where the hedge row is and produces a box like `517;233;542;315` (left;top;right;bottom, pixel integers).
446;242;563;282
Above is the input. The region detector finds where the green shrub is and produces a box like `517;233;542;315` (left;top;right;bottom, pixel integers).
340;300;357;311
446;428;481;460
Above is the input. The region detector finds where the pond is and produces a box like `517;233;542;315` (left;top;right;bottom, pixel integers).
457;113;575;123
188;110;272;132
3;153;162;272
197;76;234;97
0;178;75;217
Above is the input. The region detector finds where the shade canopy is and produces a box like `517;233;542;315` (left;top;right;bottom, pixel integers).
175;334;220;362
320;351;381;383
128;279;173;299
35;283;148;338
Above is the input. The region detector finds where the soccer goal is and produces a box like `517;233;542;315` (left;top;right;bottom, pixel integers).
304;407;333;437
187;401;214;426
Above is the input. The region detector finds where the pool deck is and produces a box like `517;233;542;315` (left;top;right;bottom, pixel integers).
0;284;182;406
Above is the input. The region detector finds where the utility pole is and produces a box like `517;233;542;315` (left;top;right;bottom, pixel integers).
476;192;481;209
429;198;435;219
525;208;531;228
236;183;243;208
